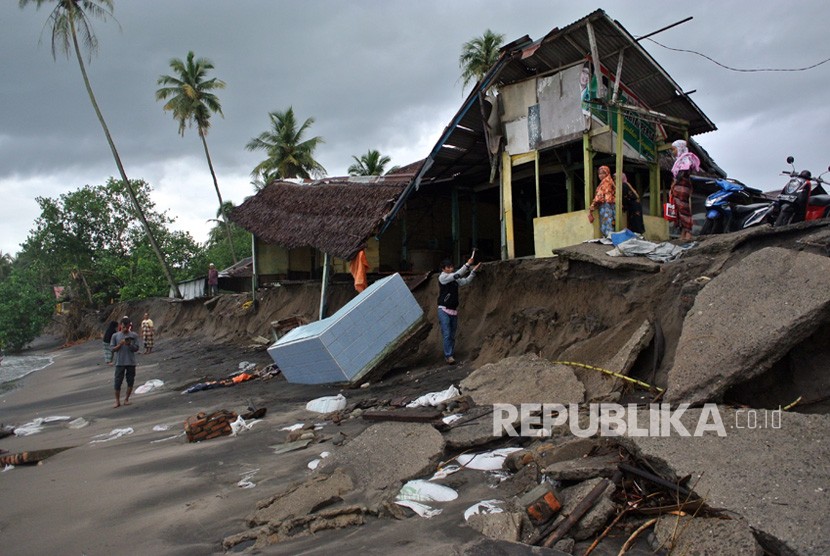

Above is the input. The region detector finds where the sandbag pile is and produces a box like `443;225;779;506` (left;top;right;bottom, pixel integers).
185;410;237;442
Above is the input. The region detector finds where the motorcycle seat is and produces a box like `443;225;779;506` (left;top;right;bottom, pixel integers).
809;194;830;207
733;203;770;215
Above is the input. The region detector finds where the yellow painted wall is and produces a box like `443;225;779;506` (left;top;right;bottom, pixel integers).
256;239;290;275
533;210;596;256
642;215;669;241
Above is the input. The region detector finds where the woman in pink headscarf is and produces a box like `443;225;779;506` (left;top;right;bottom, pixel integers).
670;139;700;241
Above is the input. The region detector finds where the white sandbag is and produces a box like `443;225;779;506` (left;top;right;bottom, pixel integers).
90;427;134;444
396;479;458;503
305;394;347;413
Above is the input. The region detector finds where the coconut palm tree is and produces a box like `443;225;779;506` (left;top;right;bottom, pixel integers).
245;107;326;180
156;51;237;263
20;0;181;298
459;29;505;91
348;149;399;176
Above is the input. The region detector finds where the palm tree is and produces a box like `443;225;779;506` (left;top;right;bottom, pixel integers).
21;0;181;298
156;51;237;263
245;107;326;180
459;29;505;91
348;149;398;176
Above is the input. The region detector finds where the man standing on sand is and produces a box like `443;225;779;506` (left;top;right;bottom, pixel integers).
207;263;219;296
110;316;140;408
437;253;481;365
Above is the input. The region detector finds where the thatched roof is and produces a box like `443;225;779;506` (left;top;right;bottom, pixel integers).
230;177;406;260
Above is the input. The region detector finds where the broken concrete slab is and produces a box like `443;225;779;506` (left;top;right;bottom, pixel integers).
553;242;662;272
461;353;585;406
620;407;830;556
555;318;654;402
652;515;763;555
667;247;830;404
543;455;619;481
320;421;445;508
247;467;355;526
466;512;524;542
443;407;507;451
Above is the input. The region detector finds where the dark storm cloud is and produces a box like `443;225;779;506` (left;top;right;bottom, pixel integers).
1;0;828;255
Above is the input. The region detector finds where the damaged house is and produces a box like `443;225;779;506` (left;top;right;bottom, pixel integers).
231;9;725;289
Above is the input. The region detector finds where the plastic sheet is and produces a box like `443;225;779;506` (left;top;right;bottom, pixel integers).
134;379;164;394
457;447;523;471
14;416;71;436
464;499;505;521
406;385;461;408
90;427;134;443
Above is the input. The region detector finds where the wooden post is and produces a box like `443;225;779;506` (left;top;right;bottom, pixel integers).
318;252;330;321
615;107;624;231
501;151;514;259
452;186;460;264
583;132;594;235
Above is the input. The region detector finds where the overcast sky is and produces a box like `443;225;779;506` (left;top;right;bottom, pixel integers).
2;1;828;257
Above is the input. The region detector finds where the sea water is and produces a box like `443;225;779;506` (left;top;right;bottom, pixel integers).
0;354;54;393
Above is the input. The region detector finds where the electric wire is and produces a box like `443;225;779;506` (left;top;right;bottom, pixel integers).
643;37;830;73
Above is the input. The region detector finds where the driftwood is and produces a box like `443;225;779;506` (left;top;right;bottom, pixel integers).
0;446;74;466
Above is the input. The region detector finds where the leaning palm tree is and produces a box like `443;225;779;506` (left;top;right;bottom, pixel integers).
245;107;326;180
348;149;398;176
459;29;505;91
21;0;181;298
156;51;236;263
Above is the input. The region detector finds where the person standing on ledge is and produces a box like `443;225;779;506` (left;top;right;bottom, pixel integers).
110;316;140;408
207;263;219;296
437;252;481;365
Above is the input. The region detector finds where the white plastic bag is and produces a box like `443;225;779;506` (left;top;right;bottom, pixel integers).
134;379;164;394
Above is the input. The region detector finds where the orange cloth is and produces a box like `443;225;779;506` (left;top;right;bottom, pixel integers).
350;250;369;292
590;175;616;211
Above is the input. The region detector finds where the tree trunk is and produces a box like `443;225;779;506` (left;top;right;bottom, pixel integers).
69;15;181;298
200;131;237;264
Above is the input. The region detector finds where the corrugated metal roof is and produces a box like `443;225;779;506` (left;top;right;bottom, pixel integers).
496;9;715;136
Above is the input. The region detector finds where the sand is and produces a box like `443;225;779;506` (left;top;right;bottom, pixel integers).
0;334;483;555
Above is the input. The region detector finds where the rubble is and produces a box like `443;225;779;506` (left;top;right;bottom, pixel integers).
620;406;830;555
667;246;830;404
460;353;585;405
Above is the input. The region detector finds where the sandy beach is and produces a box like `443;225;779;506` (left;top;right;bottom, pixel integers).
0;333;489;556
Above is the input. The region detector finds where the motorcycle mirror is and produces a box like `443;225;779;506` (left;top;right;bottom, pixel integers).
787;156;795;164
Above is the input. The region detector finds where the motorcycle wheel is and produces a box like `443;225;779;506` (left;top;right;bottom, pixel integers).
700;218;722;235
775;208;794;227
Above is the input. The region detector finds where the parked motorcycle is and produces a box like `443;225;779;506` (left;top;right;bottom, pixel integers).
770;157;830;227
697;177;771;235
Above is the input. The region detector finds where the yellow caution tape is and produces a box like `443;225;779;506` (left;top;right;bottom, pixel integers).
241;300;253;310
782;396;802;411
551;360;664;393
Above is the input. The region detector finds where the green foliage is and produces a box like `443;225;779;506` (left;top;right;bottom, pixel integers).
17;178;203;304
459;29;505;91
246;106;326;181
0;266;54;353
348;149;397;176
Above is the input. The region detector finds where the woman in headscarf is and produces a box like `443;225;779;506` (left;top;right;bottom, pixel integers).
588;165;616;237
670;139;701;241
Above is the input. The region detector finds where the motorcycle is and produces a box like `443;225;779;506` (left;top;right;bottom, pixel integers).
770;157;830;227
697;177;772;235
